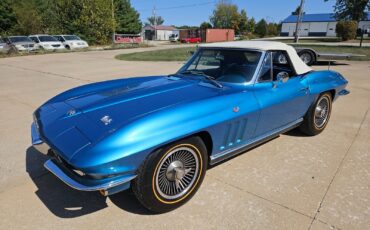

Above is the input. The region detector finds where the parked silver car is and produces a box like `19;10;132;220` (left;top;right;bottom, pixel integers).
0;37;10;54
3;36;39;53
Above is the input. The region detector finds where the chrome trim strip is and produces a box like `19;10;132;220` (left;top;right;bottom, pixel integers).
44;160;136;191
31;122;43;145
338;89;350;96
210;118;303;165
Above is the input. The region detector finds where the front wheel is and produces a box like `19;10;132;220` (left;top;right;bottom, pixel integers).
132;136;207;213
300;92;332;136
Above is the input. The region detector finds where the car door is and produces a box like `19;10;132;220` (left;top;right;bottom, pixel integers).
253;51;311;137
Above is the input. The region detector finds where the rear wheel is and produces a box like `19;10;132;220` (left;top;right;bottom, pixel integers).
300;92;332;136
132;136;207;213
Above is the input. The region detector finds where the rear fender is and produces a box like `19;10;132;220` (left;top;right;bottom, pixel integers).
306;70;348;101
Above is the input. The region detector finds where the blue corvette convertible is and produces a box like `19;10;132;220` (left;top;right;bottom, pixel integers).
32;41;349;212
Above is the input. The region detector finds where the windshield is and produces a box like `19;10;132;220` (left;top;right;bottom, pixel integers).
63;35;81;41
9;36;33;43
0;38;4;43
180;48;262;84
39;36;58;42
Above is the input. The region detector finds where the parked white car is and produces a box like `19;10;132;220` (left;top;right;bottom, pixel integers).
53;35;89;50
29;35;65;51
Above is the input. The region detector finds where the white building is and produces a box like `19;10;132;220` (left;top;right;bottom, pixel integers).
281;12;370;37
142;25;178;40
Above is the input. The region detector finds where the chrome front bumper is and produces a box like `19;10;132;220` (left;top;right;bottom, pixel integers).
32;122;136;195
31;122;49;154
44;159;136;193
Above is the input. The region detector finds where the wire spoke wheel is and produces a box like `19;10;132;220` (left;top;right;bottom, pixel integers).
314;96;330;128
155;147;199;200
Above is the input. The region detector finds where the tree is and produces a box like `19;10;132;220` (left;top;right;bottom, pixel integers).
325;0;370;21
200;22;212;29
12;0;45;35
336;20;358;40
114;0;141;34
255;19;268;37
75;0;114;44
267;23;278;36
147;16;164;26
50;0;113;45
210;1;241;32
238;9;248;34
247;17;256;33
0;0;16;34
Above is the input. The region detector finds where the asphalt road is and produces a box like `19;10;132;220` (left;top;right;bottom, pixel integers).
0;46;369;230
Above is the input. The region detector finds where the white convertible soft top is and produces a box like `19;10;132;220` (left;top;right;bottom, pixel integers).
199;41;312;75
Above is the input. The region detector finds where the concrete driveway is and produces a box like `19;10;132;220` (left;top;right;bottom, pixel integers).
0;47;369;230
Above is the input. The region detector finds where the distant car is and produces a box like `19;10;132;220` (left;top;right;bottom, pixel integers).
53;35;89;50
169;34;179;42
0;37;10;54
181;37;201;43
32;41;349;213
3;36;38;53
29;35;65;51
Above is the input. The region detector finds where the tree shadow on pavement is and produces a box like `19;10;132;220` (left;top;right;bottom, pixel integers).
26;146;152;218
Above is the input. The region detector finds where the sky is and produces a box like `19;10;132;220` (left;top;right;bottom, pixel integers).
131;0;337;26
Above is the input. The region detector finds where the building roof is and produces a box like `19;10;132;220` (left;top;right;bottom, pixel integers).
143;25;177;31
199;41;312;75
283;12;370;23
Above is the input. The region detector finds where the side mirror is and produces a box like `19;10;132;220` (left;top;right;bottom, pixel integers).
276;71;289;83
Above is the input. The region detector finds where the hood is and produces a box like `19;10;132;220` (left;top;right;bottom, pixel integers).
64;76;220;126
36;76;222;161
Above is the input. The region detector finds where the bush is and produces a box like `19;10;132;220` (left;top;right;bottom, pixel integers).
336;21;358;41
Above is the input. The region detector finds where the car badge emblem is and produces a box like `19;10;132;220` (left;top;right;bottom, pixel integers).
101;115;112;125
67;109;76;116
233;107;240;113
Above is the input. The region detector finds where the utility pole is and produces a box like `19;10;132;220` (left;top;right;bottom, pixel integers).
294;0;305;43
152;6;157;40
112;0;115;44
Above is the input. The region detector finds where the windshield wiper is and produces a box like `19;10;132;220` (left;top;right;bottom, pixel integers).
180;70;223;88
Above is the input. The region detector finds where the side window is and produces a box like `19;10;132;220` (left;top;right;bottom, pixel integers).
258;52;272;82
272;51;295;80
30;37;38;43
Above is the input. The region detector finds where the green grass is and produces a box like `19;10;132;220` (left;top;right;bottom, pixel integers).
116;45;370;62
115;47;196;61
